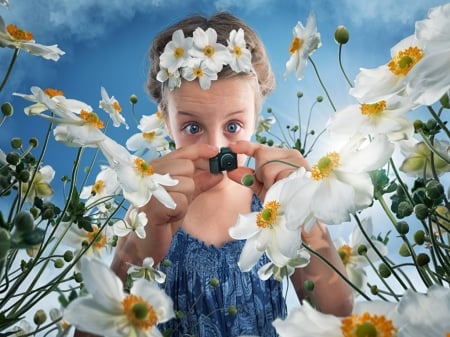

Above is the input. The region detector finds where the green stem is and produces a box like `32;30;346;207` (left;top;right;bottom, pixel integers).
338;44;353;88
308;57;336;112
418;129;450;164
0;48;20;93
427;105;450;138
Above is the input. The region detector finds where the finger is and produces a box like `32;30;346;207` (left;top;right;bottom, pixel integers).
228;140;262;158
168;143;219;161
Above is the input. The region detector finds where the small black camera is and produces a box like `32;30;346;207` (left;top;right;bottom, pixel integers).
209;147;238;174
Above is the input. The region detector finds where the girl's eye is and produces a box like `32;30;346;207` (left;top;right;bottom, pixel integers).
183;123;201;135
226;122;241;134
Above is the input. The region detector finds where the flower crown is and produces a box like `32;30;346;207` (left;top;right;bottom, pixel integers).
156;27;253;90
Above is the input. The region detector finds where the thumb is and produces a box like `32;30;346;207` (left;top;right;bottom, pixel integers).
227;167;264;197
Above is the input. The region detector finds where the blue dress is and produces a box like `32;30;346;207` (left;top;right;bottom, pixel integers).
158;195;287;337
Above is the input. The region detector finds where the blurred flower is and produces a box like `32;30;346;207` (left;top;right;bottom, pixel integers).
114;208;148;239
287;135;394;230
127;257;166;284
229;171;306;273
406;3;450;105
189;27;231;73
0;0;8;7
21;164;54;203
64;257;174;337
397;285;450;337
49;308;72;337
156;67;181;90
0;16;65;61
80;165;121;213
257;251;310;282
10;320;32;337
99;86;128;129
284;11;321;80
350;35;425;103
273;300;400;337
255;115;276;136
398;138;450;177
326;96;415;142
333;217;388;295
227;28;252;73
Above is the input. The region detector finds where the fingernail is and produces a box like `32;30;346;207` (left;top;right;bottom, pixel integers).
241;174;254;186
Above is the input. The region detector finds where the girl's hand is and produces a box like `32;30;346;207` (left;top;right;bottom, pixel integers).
228;140;310;201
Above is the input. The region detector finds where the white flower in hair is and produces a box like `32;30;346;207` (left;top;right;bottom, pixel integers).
182;57;218;89
159;29;193;73
189;27;232;73
227;28;252;73
157;66;182;90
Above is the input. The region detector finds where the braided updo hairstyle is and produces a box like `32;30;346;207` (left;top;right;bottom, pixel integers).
146;12;275;115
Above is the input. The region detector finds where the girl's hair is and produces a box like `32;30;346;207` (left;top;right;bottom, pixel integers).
146;12;275;115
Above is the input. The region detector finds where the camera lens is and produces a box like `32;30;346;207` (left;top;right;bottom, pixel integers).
220;153;235;170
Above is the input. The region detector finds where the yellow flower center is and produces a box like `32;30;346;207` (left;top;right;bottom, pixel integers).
80;110;104;129
203;45;215;57
112;101;122;113
87;226;107;250
91;179;105;195
173;46;184;58
134;158;154;176
143;131;157;140
232;46;243;57
388;46;423;76
311;152;340;180
360;100;387;116
289;37;304;54
156;111;163;120
122;294;158;331
338;244;352;266
7;24;33;41
256;200;280;228
44;88;64;98
193;67;204;78
341;312;397;337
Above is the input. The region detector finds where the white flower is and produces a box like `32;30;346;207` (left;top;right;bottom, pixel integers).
326;96;415;142
284;11;321;80
127;257;166;284
229;172;306;273
0;16;64;61
99;137;178;209
99;86;128;129
156;67;182;90
397;285;450;337
287;135;394;230
181;57;218;90
255;115;276;136
64;257;174;337
114;208;148;239
14;87;106;147
159;29;193;73
257;250;310;282
227;28;252;73
333;217;388;295
406;3;450;105
189;27;231;73
350;35;425;103
80;165;121;213
21;164;55;203
273;300;401;337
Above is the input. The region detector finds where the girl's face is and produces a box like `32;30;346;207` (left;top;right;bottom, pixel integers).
165;77;257;165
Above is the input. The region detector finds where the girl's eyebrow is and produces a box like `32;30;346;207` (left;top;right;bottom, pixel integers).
176;110;247;118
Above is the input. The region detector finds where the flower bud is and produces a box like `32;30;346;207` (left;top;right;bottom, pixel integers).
175;311;184;319
426;118;437;130
6;152;20;165
267;139;274;146
29;137;39;148
129;94;138;104
10;137;22;149
241;174;254;187
63;250;74;262
17;170;30;183
296;91;303;98
398;243;411;257
370;285;378;295
413;120;423;132
1;102;13;116
54;258;64;268
413;230;425;245
425;180;444;200
357;244;367;255
397;201;413;218
162;259;171;268
267;107;273;113
227;306;237;315
378;263;391;278
74;272;83;283
440;92;450;109
303;280;315;291
14;211;35;232
334;25;350;44
33;309;47;325
396;221;409;235
209;277;220;287
316;96;323;102
414;203;428;220
416;253;430;266
0;228;11;260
